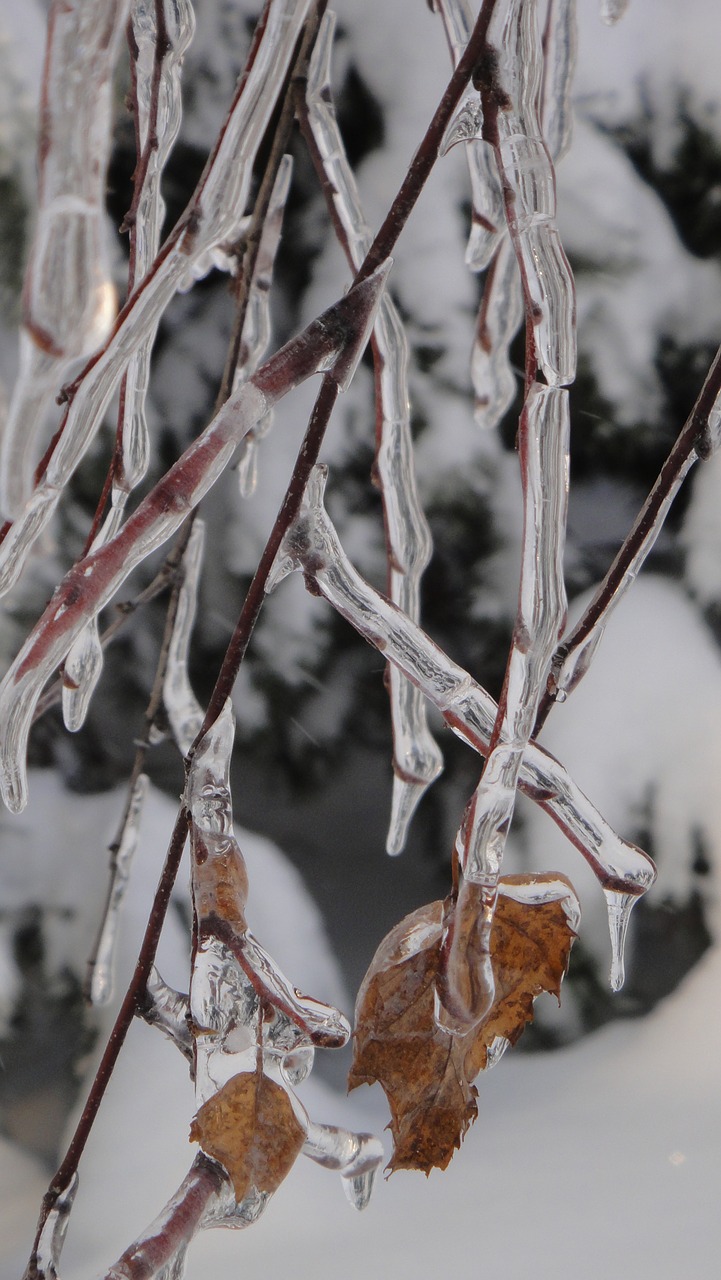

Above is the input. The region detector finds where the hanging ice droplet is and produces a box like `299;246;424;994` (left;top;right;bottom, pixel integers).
599;0;630;25
485;1035;510;1069
342;1164;379;1212
62;617;104;732
440;94;483;154
603;888;637;992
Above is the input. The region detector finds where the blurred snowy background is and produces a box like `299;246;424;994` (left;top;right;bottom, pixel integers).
1;0;721;1276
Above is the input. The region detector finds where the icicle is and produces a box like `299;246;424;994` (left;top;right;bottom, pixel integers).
541;0;577;164
164;520;206;755
233;155;293;496
269;466;656;900
485;1035;510;1069
486;0;576;386
303;1120;383;1211
0;0;312;598
432;0;505;270
599;0;630;25
603;888;637;992
306;13;442;851
62;619;104;732
438;385;569;1030
472;237;524;428
33;1173;78;1280
138;967;194;1063
85;774;149;1006
0;0;127;521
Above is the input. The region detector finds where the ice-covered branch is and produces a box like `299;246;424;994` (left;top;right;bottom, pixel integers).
0;0;312;598
0;265;389;814
439;385;569;1028
304;10;442;853
268;466;655;899
85;774;149;1007
234;155;293;497
434;0;505;271
61;0;196;733
0;0;128;521
481;0;576;387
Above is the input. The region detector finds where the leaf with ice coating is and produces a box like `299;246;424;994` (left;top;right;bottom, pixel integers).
349;874;579;1174
189;1071;306;1203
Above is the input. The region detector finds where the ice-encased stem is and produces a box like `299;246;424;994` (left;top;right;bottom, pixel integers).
33;1173;78;1280
471;235;523;428
86;773;149;1006
234;155;293;497
0;265;389;814
0;0;312;600
138;968;194;1063
268;466;656;897
306;12;442;852
433;0;505;271
541;0;577;164
439;385;568;1029
484;0;576;387
0;0;128;521
61;1;197;733
103;1156;225;1280
164;519;205;754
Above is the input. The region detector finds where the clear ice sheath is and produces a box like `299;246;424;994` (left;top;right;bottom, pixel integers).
270;467;656;897
0;0;128;520
86;773;149;1006
486;0;576;386
307;13;442;851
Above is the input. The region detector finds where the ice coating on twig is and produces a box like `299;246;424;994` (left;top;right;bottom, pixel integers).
433;0;505;271
0;0;312;599
541;0;577;165
306;12;442;851
86;773;149;1006
471;236;523;428
234;156;292;498
185;701;382;1218
0;0;127;521
439;385;569;1029
33;1171;78;1280
599;0;630;25
138;967;194;1064
102;1156;224;1280
303;1121;383;1211
485;0;576;386
269;466;656;898
0;266;390;813
164;520;205;754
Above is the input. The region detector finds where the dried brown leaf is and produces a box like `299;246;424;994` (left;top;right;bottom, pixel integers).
349;874;578;1174
189;1071;306;1201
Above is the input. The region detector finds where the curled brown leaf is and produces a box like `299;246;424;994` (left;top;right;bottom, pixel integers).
349;873;578;1174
